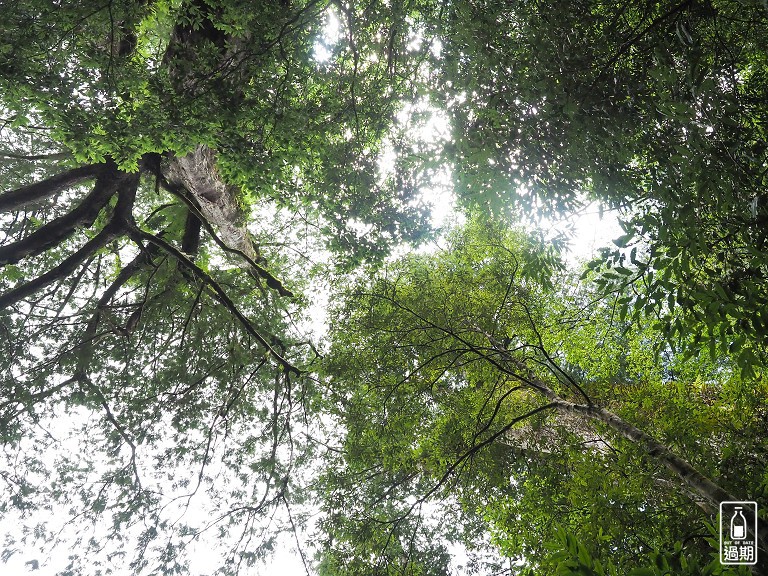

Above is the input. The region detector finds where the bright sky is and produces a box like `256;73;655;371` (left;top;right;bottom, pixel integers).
542;203;624;266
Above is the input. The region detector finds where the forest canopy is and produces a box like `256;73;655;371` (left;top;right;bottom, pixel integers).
0;0;766;575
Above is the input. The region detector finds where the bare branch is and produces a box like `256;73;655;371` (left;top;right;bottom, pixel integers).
79;374;143;490
0;151;72;161
127;225;302;376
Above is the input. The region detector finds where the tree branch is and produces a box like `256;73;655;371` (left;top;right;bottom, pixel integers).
160;176;294;297
0;171;139;310
0;164;100;213
592;0;693;84
0;151;72;161
126;225;301;375
77;246;158;359
388;402;559;524
0;161;123;266
180;209;202;257
79;374;143;490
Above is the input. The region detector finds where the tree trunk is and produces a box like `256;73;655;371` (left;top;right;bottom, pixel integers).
162;146;259;264
486;329;768;563
553;398;768;559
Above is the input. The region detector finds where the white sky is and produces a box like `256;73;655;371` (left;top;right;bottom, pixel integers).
542;203;623;266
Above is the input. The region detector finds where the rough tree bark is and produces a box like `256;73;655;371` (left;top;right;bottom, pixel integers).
163;146;258;264
155;5;293;296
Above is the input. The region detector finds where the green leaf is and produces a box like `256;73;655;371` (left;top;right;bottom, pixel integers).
628;569;657;576
613;234;634;248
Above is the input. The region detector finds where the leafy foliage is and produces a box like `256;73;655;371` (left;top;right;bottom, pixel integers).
434;0;768;370
318;218;768;574
539;528;753;576
0;1;442;573
2;0;768;574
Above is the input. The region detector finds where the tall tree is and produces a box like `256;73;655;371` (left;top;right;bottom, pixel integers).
3;1;768;573
319;217;768;574
0;1;437;573
435;0;768;370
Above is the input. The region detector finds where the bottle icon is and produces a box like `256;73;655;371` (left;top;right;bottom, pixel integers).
731;507;747;540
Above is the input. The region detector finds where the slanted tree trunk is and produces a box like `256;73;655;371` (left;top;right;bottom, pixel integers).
553;399;736;511
163;146;258;264
553;398;768;570
497;347;768;560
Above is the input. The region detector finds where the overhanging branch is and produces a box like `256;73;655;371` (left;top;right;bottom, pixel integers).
0;160;123;266
0;171;139;310
0;164;100;213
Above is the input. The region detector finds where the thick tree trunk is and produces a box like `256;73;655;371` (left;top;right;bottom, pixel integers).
154;3;293;297
161;147;293;296
163;146;259;263
158;5;263;272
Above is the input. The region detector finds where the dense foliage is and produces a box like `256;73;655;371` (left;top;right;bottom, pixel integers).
0;1;437;573
437;0;768;372
1;0;767;574
318;218;767;574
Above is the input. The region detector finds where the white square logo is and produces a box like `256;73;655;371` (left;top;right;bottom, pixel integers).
720;501;758;566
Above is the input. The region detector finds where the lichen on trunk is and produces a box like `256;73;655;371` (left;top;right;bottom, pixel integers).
163;145;257;263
